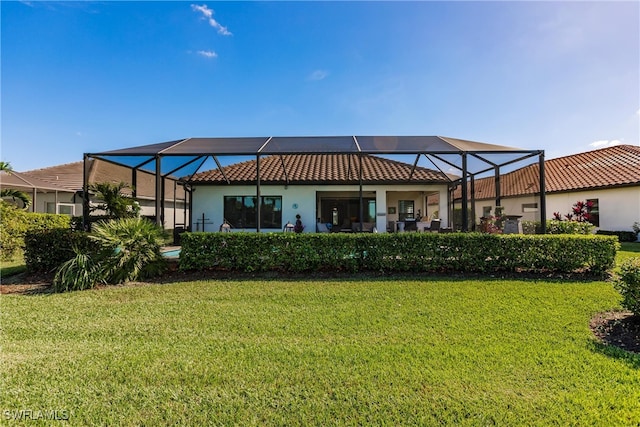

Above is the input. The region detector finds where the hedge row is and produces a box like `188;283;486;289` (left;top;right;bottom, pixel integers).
0;203;72;261
24;229;99;272
179;232;619;275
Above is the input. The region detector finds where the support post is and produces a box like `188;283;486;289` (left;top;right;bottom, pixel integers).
461;153;468;231
82;154;91;230
539;151;547;234
256;155;261;233
358;154;364;232
494;166;501;208
470;174;476;231
155;156;162;227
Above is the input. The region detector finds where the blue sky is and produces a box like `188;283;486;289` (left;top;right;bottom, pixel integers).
2;0;639;172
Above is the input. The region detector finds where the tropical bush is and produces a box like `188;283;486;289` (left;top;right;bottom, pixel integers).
51;218;167;291
88;181;140;219
614;257;640;315
89;217;167;284
53;250;104;293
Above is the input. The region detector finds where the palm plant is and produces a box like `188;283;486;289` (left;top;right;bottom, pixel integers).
0;161;12;172
0;188;32;210
89;182;140;219
52;217;167;291
90;217;167;283
0;161;32;209
53;249;104;292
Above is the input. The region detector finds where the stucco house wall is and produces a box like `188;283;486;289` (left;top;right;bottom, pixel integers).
468;186;640;232
190;183;450;233
547;188;639;232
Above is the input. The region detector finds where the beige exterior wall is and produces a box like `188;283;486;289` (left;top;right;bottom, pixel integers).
191;183;450;233
464;186;640;233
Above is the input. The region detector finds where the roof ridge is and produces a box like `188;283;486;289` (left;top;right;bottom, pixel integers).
22;160;83;174
548;144;640;162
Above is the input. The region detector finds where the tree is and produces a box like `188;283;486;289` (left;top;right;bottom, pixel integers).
0;161;32;210
88;182;140;219
0;161;13;172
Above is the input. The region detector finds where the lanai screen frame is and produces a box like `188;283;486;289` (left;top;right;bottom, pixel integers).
84;136;546;233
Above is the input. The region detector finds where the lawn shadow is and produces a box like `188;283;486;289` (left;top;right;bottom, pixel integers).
590;311;640;369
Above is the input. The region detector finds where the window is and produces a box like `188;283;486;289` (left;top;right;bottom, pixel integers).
398;200;414;221
46;203;75;216
224;196;282;229
522;203;538;213
482;206;492;218
587;198;599;227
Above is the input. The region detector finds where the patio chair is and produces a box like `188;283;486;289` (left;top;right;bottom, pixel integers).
428;219;441;233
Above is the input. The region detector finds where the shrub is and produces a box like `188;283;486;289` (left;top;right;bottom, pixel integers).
614;258;640;315
596;230;638;243
546;220;595;235
53;249;104;292
24;229;98;272
1;203;71;262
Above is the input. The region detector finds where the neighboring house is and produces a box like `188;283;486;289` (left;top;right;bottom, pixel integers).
5;159;188;229
187;154;452;233
458;144;640;233
0;169;76;212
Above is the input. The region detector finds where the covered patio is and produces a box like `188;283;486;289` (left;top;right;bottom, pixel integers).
84;136;547;233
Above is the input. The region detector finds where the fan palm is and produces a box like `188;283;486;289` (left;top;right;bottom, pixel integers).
89;217;166;283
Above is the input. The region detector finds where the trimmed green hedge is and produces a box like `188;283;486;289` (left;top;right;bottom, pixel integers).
24;229;99;272
0;203;72;261
179;232;619;275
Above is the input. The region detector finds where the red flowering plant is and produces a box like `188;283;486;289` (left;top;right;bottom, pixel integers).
563;200;594;222
479;206;505;234
548;200;596;235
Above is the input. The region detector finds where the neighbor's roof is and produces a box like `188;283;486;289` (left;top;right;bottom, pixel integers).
0;170;72;193
21;159;186;200
188;153;451;185
465;144;640;200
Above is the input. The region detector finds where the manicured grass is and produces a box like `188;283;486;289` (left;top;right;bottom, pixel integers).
618;242;640;266
2;278;639;425
0;258;27;278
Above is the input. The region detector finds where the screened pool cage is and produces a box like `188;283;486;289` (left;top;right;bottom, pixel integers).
83;136;546;233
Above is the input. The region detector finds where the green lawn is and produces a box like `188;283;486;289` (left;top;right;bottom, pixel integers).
2;277;639;425
618;241;640;265
0;259;27;278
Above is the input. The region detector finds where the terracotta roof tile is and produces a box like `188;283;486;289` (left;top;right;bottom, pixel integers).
460;145;640;199
188;154;450;184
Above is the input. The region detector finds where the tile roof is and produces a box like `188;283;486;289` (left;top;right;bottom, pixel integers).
462;144;640;200
22;162;85;192
0;170;72;193
188;154;450;184
21;160;186;200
